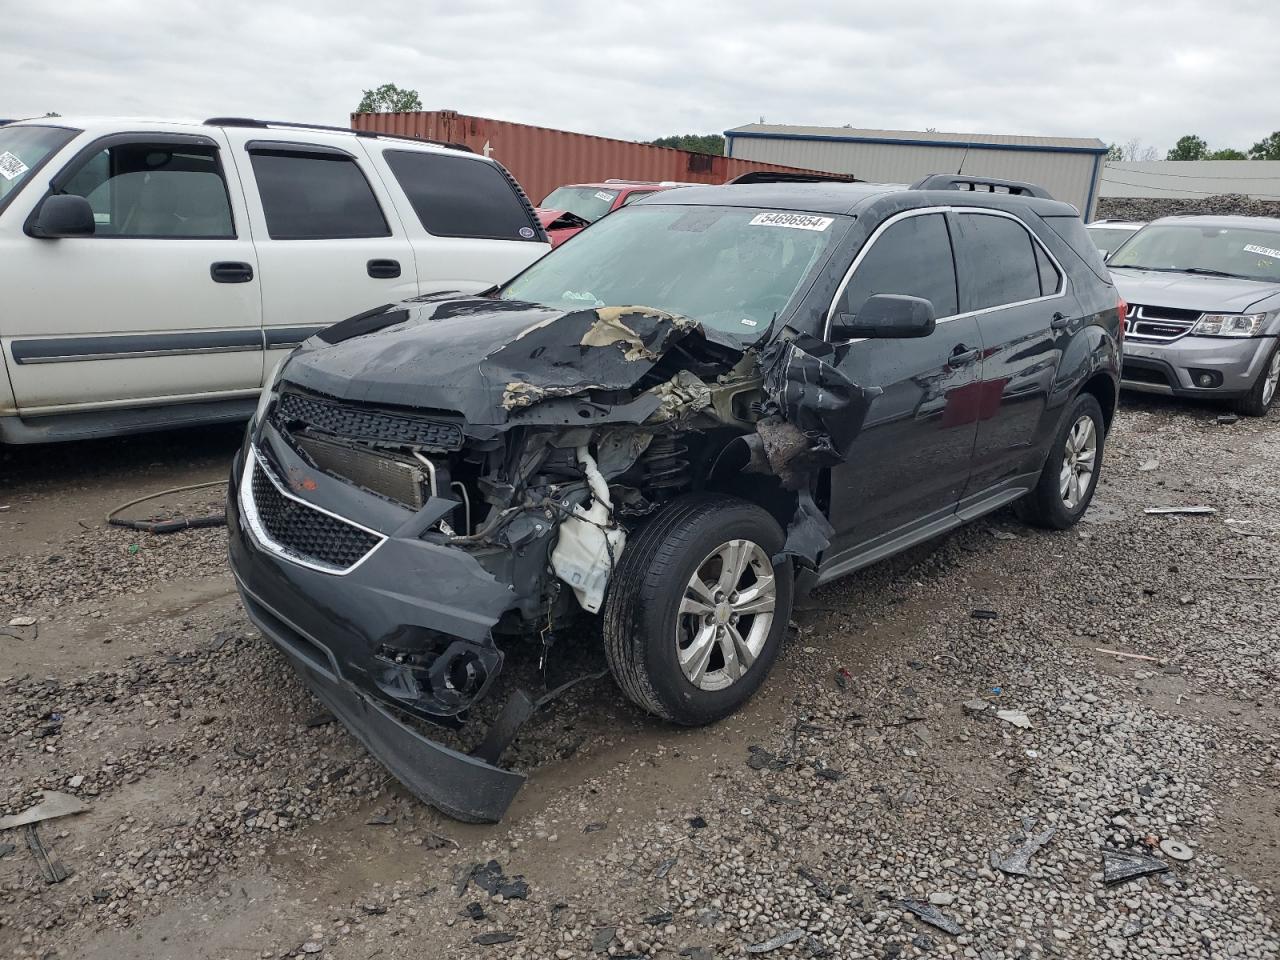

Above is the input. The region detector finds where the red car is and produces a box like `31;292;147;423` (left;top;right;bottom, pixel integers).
536;180;688;246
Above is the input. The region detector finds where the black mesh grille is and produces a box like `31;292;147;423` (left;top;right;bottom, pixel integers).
250;461;380;569
275;392;463;450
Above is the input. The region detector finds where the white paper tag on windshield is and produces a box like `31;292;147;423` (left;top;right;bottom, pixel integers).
0;151;29;181
594;191;616;203
749;212;833;231
1244;243;1280;260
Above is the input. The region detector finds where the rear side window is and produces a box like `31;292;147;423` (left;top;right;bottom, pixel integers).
59;142;234;239
838;212;958;319
250;150;390;240
383;150;540;241
955;213;1040;310
1034;243;1062;296
1043;213;1110;282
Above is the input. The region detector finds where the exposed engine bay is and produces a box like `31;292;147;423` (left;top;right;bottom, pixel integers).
230;296;868;820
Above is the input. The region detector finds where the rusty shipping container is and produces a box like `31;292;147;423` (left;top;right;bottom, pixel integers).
351;110;841;205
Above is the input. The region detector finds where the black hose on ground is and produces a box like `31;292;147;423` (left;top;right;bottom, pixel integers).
105;480;229;534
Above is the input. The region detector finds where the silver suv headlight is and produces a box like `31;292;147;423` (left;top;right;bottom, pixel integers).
1191;312;1267;338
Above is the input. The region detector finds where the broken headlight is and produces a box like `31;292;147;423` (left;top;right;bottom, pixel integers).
1190;313;1267;338
252;359;288;426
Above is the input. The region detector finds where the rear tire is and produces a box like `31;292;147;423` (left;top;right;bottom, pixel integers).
1016;393;1105;530
1232;341;1280;417
602;494;793;726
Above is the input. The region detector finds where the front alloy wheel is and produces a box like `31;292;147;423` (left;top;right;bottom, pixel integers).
677;539;777;692
603;494;793;726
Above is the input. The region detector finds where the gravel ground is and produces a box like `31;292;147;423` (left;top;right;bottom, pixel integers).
0;396;1276;960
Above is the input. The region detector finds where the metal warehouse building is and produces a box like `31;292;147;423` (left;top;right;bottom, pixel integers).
725;124;1108;219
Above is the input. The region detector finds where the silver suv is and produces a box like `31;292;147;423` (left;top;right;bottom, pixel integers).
1109;215;1280;416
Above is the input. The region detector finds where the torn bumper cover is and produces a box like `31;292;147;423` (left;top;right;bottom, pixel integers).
227;445;531;823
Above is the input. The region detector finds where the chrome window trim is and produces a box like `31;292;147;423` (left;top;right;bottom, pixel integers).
824;206;1068;343
239;445;386;576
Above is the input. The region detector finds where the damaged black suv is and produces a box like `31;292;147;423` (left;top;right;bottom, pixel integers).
227;174;1123;821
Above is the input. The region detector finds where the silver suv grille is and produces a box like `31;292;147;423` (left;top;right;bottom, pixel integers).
1126;303;1201;343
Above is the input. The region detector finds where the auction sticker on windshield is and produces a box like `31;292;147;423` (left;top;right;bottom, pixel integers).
1244;243;1280;260
749;212;833;231
0;151;29;181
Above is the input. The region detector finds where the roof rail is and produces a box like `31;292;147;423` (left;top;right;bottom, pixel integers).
202;117;473;153
910;174;1052;199
726;171;859;185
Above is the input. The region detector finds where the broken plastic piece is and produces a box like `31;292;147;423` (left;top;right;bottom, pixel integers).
24;825;71;884
995;709;1032;729
1159;839;1194;862
473;932;516;945
1144;506;1216;515
746;928;805;953
971;609;999;620
896;899;964;935
1102;847;1169;886
991;826;1055;877
0;790;89;830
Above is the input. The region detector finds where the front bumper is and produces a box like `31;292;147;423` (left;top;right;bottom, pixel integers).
226;439;537;822
1121;335;1276;399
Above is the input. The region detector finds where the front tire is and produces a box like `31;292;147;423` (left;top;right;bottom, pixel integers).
1232;341;1280;417
602;494;794;726
1016;393;1106;530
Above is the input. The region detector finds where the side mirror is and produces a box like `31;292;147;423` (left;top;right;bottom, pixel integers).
831;294;936;340
28;194;96;239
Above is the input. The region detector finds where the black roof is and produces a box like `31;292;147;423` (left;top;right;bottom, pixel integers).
638;180;1079;218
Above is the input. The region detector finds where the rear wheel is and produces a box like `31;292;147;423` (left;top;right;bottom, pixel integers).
1232;341;1280;417
1016;393;1105;530
602;494;793;726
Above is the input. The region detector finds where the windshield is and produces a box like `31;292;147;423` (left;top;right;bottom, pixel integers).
0;125;77;210
500;204;845;335
1108;223;1280;282
540;186;618;222
1087;226;1139;253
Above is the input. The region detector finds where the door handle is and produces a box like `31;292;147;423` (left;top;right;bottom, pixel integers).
367;258;401;279
948;346;980;367
1050;311;1071;330
210;261;253;284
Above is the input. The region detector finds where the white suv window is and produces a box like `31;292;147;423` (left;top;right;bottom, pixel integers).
59;142;235;239
383;149;541;241
249;148;390;240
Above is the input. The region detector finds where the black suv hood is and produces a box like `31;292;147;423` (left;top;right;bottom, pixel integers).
280;298;740;425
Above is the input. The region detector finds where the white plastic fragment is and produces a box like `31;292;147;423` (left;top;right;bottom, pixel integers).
995;709;1032;729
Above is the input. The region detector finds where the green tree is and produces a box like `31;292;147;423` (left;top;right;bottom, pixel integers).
1106;143;1125;161
1208;147;1247;160
1166;134;1209;161
1249;131;1280;160
354;83;422;114
649;134;725;156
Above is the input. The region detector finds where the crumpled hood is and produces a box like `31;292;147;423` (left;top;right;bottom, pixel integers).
1110;267;1280;314
280;298;734;425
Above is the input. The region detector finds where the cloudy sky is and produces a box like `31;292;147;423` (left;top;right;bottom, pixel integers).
4;0;1276;155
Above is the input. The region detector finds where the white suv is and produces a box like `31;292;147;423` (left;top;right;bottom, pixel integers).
0;116;550;443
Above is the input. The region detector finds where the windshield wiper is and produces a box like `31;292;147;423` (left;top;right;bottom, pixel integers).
1180;267;1250;280
1108;264;1177;272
